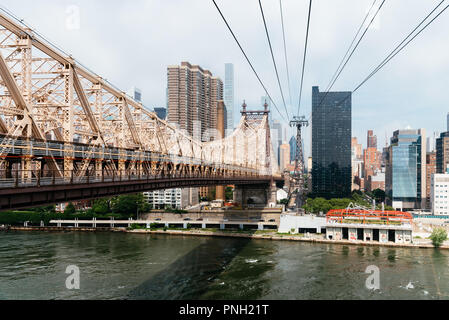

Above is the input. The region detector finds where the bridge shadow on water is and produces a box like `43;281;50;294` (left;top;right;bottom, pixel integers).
127;235;253;300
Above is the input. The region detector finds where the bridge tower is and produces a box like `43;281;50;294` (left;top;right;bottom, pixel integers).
289;115;309;212
234;101;277;207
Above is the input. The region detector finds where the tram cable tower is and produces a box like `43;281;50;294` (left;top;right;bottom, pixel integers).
289;115;309;212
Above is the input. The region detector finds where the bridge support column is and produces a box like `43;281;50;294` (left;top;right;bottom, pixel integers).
268;179;277;207
234;184;270;208
183;223;188;229
21;156;32;183
258;223;264;231
239;224;244;230
64;144;74;181
202;223;206;229
220;223;225;230
118;159;126;179
165;222;169;228
95;159;103;180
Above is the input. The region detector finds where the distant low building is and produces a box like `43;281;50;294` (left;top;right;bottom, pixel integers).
366;169;385;192
277;188;288;201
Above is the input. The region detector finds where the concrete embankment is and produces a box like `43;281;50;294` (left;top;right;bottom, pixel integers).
129;229;446;250
4;226;447;250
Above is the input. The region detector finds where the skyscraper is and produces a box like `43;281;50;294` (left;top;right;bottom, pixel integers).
311;86;351;198
426;151;436;209
289;136;297;163
351;137;363;191
271;120;283;166
385;129;426;210
154;107;167;120
167;62;223;141
367;130;377;149
166;62;223;208
436;131;449;174
224;63;234;134
279;142;290;172
127;87;142;103
363;130;381;191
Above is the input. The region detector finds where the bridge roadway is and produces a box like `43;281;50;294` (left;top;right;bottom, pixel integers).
0;134;283;211
0;172;281;211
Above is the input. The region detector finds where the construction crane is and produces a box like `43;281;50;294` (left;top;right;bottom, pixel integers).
287;115;309;213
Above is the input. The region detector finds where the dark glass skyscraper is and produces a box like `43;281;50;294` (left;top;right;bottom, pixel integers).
312;86;351;198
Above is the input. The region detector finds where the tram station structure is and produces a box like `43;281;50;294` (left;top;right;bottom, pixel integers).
325;207;413;244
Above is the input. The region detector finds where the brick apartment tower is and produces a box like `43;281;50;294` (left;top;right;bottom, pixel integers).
167;62;224;202
363;130;381;191
426;151;436;209
215;101;227;201
167;62;223;141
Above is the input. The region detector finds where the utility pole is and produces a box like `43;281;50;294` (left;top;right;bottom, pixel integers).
289;115;309;213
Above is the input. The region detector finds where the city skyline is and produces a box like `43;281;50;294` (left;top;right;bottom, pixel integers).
2;0;448;155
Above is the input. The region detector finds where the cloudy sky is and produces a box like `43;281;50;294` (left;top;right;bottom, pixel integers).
2;0;448;157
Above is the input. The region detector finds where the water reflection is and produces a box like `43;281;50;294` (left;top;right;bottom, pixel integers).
1;232;449;300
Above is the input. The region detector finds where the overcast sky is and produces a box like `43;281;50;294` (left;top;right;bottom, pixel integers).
2;0;448;157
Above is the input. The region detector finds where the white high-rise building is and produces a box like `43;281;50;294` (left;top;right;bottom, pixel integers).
127;87;142;103
427;131;440;153
431;173;449;215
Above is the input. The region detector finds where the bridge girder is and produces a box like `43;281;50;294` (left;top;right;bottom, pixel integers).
0;11;281;189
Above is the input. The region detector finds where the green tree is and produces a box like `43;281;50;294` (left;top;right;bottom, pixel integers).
312;198;331;214
111;194;148;218
91;198;111;215
372;189;386;203
33;205;56;214
64;203;76;215
430;228;448;248
225;187;234;201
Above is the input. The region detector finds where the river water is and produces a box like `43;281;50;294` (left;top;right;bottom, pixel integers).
0;231;448;300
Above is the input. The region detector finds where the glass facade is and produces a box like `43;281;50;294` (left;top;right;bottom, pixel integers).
224;63;234;133
289;136;297;163
311;86;352;198
436;131;449;174
154;107;166;120
386;130;424;209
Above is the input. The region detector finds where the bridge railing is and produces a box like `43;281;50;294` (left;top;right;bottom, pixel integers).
0;169;274;189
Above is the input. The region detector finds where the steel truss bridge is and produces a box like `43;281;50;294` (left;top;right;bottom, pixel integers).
0;12;282;210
